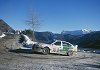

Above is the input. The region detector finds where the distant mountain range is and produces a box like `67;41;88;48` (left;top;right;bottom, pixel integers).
61;29;93;35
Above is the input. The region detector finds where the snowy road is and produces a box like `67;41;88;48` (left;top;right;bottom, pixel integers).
0;50;100;70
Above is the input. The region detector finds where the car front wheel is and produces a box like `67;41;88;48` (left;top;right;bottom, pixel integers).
42;47;50;55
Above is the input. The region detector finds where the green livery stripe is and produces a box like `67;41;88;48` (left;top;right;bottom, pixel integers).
63;44;69;51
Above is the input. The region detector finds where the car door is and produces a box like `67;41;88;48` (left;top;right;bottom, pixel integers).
62;42;73;51
51;41;62;53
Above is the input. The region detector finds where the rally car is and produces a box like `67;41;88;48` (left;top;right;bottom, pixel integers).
32;40;78;56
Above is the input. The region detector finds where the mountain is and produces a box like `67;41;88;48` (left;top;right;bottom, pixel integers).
34;31;54;43
53;33;80;44
78;31;100;48
61;29;93;35
34;31;81;44
0;19;15;33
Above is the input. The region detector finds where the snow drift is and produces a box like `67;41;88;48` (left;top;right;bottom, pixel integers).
0;33;6;38
20;35;37;49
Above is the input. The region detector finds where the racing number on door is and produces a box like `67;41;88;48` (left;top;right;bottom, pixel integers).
53;42;61;52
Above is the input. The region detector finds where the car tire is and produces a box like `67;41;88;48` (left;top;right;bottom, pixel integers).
67;50;73;56
42;47;50;55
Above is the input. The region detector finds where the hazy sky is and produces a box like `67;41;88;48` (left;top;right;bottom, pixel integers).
0;0;100;33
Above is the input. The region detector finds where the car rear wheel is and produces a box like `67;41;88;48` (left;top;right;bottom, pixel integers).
67;50;73;56
42;47;50;55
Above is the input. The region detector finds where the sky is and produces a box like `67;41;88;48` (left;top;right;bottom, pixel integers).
0;0;100;33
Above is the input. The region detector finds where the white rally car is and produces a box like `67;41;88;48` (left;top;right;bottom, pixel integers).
32;40;78;56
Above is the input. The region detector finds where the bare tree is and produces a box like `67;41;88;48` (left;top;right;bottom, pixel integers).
26;9;41;41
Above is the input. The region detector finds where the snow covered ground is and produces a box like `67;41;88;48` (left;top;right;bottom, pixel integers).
0;50;100;70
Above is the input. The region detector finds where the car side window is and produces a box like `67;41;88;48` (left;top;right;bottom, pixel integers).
62;42;71;47
54;42;61;46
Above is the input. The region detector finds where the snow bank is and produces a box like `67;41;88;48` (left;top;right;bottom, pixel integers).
20;35;37;49
23;35;37;45
0;33;6;38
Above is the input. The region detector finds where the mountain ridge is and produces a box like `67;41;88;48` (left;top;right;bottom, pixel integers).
0;19;15;33
61;29;93;35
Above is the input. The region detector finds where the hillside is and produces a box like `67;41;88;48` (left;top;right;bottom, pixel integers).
35;31;54;43
78;31;100;48
0;19;14;33
0;34;21;53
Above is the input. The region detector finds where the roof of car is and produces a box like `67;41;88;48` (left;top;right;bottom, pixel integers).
55;40;70;43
